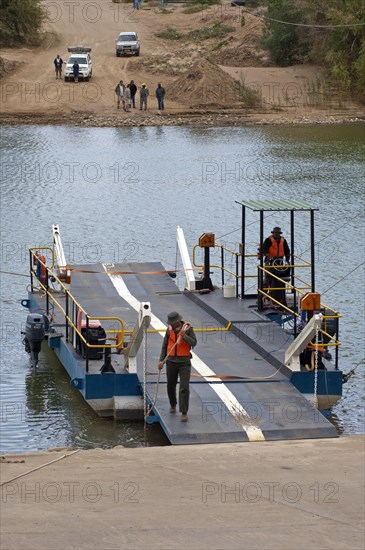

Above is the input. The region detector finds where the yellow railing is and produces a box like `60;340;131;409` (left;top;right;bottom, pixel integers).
144;322;232;334
29;250;125;353
257;265;341;349
29;247;55;269
192;243;241;282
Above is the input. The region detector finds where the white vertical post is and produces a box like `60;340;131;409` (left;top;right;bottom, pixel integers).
176;226;196;291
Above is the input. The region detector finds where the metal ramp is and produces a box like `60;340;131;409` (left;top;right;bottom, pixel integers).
70;261;338;444
146;379;336;444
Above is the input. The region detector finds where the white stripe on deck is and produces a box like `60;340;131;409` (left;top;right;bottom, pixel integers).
103;264;265;442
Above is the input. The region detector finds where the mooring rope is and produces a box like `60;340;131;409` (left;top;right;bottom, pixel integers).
0;449;81;486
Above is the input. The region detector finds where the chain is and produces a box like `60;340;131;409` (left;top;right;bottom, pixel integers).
313;324;319;409
143;323;147;447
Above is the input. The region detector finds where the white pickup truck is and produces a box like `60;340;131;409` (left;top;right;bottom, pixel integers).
64;47;92;81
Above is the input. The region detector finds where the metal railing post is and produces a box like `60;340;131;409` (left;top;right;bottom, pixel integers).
258;211;264;311
86;316;89;373
221;247;224;287
335;315;339;370
241;205;245;299
293;287;297;337
236;254;239;297
65;291;69;342
29;250;34;290
45;266;49;313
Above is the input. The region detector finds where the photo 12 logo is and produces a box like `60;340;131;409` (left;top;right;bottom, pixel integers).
44;2;139;24
1;480;140;504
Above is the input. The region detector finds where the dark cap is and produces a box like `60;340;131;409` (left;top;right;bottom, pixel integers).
272;227;282;234
167;311;182;325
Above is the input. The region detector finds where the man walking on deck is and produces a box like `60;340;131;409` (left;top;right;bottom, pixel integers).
158;312;197;422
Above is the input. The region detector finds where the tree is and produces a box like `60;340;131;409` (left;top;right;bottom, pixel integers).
0;0;45;46
262;0;365;99
261;0;309;66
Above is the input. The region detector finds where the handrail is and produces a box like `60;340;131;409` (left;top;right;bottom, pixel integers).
258;265;341;318
29;247;55;269
192;244;241;275
257;265;341;350
29;250;125;351
144;322;232;334
192;243;241;294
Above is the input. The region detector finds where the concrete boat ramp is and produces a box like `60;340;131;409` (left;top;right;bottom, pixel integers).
72;262;337;443
1;436;364;550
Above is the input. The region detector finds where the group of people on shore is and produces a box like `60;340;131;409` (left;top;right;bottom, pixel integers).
115;80;165;112
54;55;166;111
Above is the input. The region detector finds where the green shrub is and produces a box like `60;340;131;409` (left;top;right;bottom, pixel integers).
156;28;183;40
261;0;309;66
0;0;45;46
188;21;235;41
212;40;228;51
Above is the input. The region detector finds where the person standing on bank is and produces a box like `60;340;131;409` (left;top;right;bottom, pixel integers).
125;84;131;112
158;312;197;422
54;55;63;79
129;80;137;108
156;82;165;111
115;80;125;110
139;83;149;110
73;60;80;83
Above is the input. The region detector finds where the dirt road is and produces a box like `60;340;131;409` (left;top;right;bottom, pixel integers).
0;1;363;126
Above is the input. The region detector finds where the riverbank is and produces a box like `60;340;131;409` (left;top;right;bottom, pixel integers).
0;110;364;128
1;435;364;549
1;2;364;130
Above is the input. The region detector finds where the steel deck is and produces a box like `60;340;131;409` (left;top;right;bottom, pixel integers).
67;261;337;444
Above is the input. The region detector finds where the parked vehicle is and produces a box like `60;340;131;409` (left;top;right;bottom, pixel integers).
116;32;140;57
64;47;92;81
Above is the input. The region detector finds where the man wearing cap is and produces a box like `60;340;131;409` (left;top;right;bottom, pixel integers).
158;312;197;422
139;83;149;110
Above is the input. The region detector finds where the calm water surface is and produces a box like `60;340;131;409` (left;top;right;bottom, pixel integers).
1;123;364;452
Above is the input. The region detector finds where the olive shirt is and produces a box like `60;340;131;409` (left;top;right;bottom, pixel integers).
159;325;197;364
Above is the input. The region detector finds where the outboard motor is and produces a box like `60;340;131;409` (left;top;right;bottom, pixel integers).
23;313;45;367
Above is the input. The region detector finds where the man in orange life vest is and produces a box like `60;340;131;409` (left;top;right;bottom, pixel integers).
261;227;290;305
158;311;197;422
262;226;290;277
262;227;290;264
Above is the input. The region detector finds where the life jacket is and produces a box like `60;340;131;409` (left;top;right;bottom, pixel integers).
167;324;191;357
267;236;285;259
35;254;47;284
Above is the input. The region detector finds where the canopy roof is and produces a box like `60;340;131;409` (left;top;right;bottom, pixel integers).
235;199;318;212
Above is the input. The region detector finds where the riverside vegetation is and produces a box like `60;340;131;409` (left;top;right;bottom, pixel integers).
0;0;364;103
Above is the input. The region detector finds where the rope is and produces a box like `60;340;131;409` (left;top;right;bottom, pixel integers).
0;449;81;486
144;369;162;420
343;357;364;382
71;267;200;276
262;15;365;29
0;270;29;278
146;365;286;381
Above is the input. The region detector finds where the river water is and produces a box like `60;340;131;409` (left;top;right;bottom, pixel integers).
0;123;364;452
